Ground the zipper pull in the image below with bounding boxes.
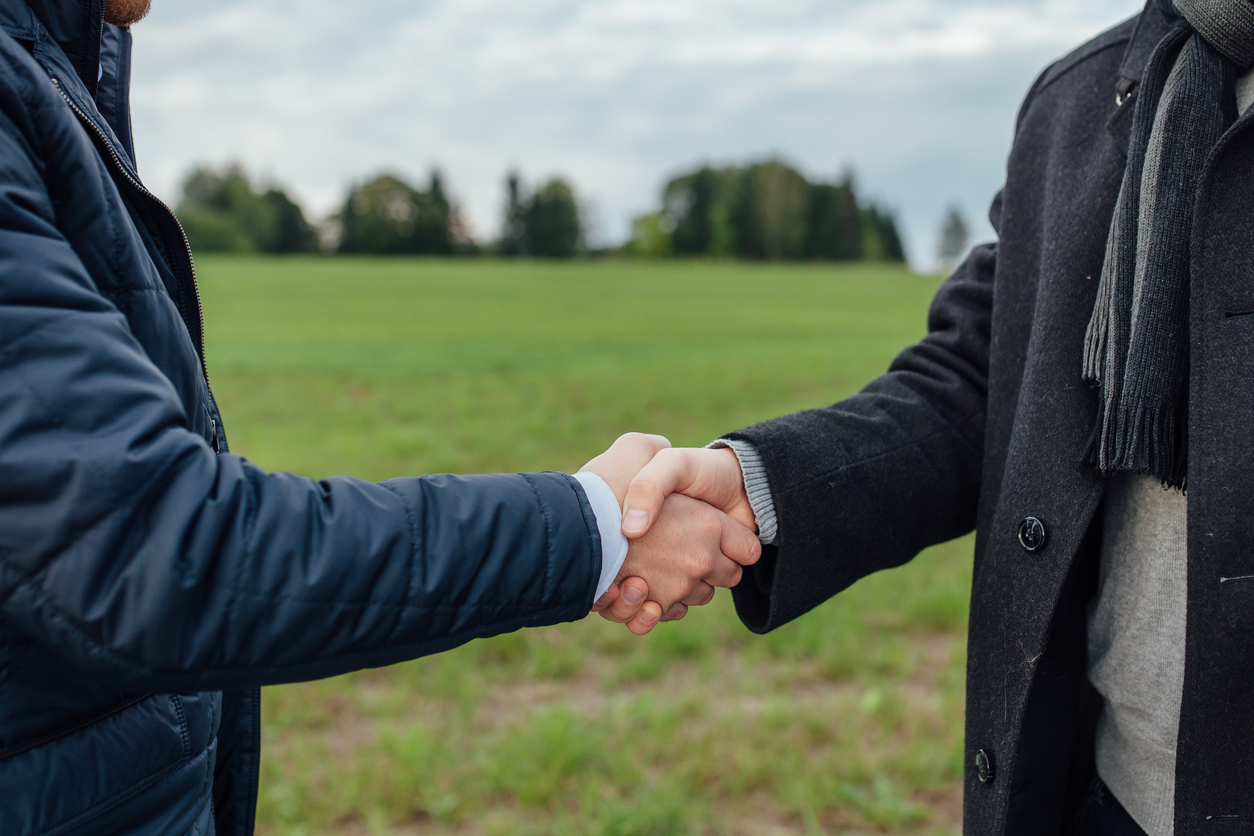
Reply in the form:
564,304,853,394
210,417,220,453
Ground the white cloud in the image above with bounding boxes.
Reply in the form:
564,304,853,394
131,0,1144,264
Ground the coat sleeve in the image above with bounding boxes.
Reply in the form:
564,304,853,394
728,239,996,633
0,82,600,694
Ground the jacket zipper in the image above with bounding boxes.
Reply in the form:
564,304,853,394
51,77,219,452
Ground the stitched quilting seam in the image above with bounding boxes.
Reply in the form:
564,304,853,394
378,480,420,644
520,474,555,605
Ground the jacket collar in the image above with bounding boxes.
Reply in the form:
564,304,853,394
1107,0,1254,154
0,0,104,97
1108,1,1179,155
0,0,137,171
1118,0,1178,85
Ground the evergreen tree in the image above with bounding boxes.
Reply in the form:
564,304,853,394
262,189,319,253
663,166,740,257
524,179,582,258
498,171,528,256
937,205,970,269
731,160,808,260
803,180,861,260
668,167,717,255
860,205,907,262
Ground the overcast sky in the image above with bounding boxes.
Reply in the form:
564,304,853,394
130,0,1145,267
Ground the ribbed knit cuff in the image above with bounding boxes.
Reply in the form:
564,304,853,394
707,439,778,545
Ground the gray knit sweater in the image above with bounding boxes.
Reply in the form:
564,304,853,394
1088,474,1187,835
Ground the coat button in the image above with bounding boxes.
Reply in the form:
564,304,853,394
1018,517,1046,552
975,749,994,784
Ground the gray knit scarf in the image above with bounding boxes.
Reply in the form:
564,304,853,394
1082,0,1254,489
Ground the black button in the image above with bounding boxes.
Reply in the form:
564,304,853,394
975,749,994,784
1018,517,1046,552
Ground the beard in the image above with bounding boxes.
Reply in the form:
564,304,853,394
103,0,152,26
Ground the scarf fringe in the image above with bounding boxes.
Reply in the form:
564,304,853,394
1080,25,1222,493
1083,191,1124,385
1083,398,1188,490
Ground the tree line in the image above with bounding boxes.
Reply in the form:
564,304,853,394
177,165,320,254
174,160,905,262
627,160,904,262
175,164,582,258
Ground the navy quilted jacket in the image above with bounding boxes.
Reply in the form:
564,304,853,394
0,2,603,834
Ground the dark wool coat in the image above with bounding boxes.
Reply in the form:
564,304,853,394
0,2,602,834
728,4,1254,834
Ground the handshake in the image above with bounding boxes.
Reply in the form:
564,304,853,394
578,433,761,636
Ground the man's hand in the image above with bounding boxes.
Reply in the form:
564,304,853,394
599,493,760,635
579,432,672,505
580,432,670,616
621,446,754,538
579,435,760,633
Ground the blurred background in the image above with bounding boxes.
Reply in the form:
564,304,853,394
134,0,1142,271
137,2,1144,833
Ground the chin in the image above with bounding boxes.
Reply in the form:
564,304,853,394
103,0,152,27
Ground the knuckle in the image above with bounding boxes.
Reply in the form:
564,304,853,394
622,578,648,597
698,553,718,577
633,476,660,495
729,534,757,564
655,448,683,472
692,559,722,586
629,480,664,507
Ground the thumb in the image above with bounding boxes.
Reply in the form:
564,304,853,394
620,448,700,539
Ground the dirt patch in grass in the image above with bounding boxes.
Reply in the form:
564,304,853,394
261,629,966,835
915,782,964,830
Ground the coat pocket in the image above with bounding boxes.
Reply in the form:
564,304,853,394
0,692,216,836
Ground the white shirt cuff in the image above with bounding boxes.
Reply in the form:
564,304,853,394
572,471,630,601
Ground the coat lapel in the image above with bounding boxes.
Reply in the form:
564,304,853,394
1108,1,1177,155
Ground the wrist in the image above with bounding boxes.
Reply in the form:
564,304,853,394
707,438,774,541
571,471,630,601
713,446,754,529
577,462,631,507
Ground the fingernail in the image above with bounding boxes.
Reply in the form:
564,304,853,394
638,607,659,625
595,591,614,606
623,585,644,606
622,509,648,533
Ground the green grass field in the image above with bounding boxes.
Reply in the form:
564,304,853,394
198,256,973,836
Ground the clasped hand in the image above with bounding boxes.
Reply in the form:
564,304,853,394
578,433,758,635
